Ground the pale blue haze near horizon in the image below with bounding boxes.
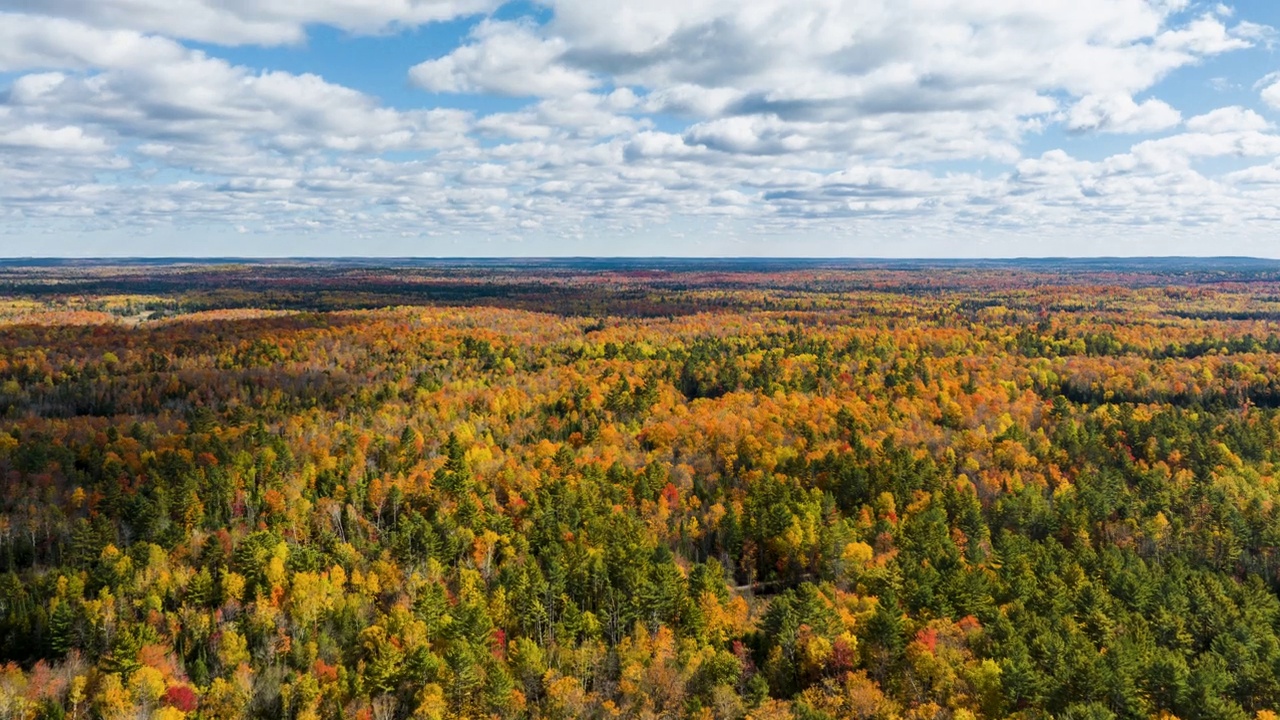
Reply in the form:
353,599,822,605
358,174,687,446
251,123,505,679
2,0,1280,257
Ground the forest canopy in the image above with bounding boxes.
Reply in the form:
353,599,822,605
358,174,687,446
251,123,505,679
0,260,1279,720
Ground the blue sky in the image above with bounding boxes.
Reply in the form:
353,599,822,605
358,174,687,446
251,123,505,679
1,0,1279,257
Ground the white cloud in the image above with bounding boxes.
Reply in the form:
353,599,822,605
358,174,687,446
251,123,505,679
0,0,499,46
1065,94,1182,134
537,0,1253,101
0,14,490,234
1130,130,1280,162
0,13,185,71
1154,13,1255,54
684,116,816,155
1224,162,1280,185
411,0,1257,163
475,93,648,142
411,21,598,98
2,1,1280,254
0,19,474,160
1259,73,1280,111
1186,106,1270,133
0,123,110,152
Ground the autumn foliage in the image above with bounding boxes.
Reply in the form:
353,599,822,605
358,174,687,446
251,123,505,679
0,261,1278,719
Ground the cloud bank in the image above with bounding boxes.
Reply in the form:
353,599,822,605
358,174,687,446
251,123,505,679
1,0,1279,255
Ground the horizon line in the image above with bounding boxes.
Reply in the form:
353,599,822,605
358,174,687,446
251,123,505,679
4,255,1280,263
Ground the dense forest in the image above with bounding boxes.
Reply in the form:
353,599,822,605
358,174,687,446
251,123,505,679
1,260,1280,720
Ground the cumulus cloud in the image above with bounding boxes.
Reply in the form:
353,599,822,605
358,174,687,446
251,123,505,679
0,18,474,159
0,123,110,152
1065,94,1182,134
412,0,1259,161
0,14,488,235
1259,73,1280,111
2,1,1280,254
538,0,1256,102
410,21,597,98
1186,106,1270,133
0,0,498,46
0,13,185,71
1224,162,1280,186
